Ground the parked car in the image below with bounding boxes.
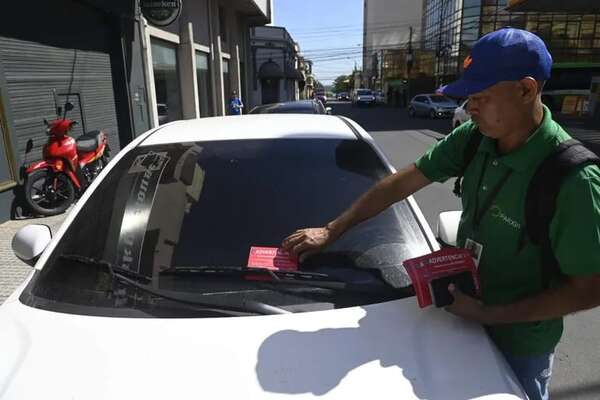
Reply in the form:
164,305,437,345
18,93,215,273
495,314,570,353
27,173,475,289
408,94,458,118
4,115,525,399
453,99,470,129
314,91,327,105
249,100,331,115
374,90,386,104
336,92,350,101
351,88,376,106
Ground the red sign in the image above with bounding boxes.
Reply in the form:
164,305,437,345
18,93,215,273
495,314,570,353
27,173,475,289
247,247,298,271
403,248,480,308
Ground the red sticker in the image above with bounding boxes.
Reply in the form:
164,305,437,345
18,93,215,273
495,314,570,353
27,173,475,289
247,247,298,271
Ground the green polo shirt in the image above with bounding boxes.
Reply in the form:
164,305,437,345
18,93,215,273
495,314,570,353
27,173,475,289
415,106,600,356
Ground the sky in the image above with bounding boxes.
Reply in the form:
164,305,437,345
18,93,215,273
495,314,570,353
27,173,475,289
273,0,364,86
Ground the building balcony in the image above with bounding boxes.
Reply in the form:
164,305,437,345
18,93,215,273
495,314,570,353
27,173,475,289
234,0,272,25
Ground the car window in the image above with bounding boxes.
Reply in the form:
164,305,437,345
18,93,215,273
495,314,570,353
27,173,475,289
430,95,453,103
357,90,372,96
24,139,431,317
414,96,425,103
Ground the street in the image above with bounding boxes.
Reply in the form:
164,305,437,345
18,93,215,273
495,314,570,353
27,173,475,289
333,100,600,400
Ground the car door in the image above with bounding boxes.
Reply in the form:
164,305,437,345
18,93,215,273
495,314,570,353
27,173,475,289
414,96,426,115
422,96,433,115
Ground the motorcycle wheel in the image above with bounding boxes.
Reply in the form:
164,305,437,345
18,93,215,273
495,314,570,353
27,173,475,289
25,169,75,216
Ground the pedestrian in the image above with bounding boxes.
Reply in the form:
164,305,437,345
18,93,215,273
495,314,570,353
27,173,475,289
282,27,600,400
229,90,244,115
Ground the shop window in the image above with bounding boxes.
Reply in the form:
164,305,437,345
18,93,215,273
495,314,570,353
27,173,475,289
151,39,182,125
222,59,231,113
552,21,566,39
195,52,213,117
219,6,227,43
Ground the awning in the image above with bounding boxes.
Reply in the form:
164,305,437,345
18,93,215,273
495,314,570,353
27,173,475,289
507,0,600,12
258,61,284,79
387,79,407,88
285,66,304,80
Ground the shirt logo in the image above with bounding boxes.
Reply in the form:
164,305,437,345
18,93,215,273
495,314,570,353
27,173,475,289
490,205,521,230
463,55,473,70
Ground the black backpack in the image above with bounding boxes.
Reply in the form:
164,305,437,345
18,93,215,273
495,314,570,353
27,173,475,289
454,132,600,285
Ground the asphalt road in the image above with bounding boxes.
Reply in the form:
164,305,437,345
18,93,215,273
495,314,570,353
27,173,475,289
331,100,600,400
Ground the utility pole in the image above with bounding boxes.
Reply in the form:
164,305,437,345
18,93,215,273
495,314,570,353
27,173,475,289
380,48,384,93
436,0,446,88
407,26,413,103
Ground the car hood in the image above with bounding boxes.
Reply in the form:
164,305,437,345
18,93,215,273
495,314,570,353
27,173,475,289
0,297,524,399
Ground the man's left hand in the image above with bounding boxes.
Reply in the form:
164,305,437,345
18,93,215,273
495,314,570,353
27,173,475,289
445,284,490,324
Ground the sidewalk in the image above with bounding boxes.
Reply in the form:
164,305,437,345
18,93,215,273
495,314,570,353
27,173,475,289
0,212,68,303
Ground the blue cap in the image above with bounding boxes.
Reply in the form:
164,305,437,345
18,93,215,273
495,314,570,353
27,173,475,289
441,27,552,97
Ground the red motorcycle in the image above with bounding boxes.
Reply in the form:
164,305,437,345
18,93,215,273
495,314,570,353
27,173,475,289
23,102,110,216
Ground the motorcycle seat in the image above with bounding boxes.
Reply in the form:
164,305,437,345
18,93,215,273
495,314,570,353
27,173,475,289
76,131,102,153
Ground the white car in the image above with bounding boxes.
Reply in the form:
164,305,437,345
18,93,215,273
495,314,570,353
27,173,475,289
351,89,376,106
2,115,525,399
453,99,471,129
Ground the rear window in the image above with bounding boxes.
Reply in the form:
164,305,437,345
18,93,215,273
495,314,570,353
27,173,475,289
253,106,315,114
25,139,431,317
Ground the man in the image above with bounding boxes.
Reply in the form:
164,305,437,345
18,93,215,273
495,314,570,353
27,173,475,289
282,28,600,400
229,90,244,115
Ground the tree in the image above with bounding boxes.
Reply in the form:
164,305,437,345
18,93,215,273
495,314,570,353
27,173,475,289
332,74,351,93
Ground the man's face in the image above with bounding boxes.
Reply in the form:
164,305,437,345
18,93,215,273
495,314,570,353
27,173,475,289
466,81,524,139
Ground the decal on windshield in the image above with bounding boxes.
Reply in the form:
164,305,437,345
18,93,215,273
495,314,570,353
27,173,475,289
116,151,171,275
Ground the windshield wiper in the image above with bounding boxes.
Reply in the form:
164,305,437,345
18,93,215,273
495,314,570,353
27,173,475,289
161,266,397,294
60,254,150,281
59,254,289,315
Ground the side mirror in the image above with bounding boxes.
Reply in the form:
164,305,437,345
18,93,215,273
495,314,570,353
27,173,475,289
64,102,74,112
325,107,332,115
437,211,462,247
12,224,52,266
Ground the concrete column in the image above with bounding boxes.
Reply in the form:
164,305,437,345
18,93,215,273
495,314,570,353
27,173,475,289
230,18,242,101
178,22,200,119
140,17,160,128
207,0,225,116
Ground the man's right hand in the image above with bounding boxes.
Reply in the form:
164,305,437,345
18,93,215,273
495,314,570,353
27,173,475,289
281,226,336,259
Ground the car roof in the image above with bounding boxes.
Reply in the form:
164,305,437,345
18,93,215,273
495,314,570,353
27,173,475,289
141,114,357,146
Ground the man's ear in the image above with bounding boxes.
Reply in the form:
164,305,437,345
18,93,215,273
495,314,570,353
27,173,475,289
519,77,539,103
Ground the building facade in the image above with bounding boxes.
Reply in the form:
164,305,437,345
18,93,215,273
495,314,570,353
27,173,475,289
297,56,314,100
363,0,425,103
421,0,600,113
0,0,271,223
249,26,303,107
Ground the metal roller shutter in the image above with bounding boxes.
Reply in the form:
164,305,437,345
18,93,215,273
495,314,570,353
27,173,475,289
0,36,120,163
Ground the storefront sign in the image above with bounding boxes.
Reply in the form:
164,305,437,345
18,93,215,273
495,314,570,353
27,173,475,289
141,0,181,27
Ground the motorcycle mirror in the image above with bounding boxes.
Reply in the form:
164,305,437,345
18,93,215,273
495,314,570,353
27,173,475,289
64,102,74,112
56,106,62,116
25,139,34,154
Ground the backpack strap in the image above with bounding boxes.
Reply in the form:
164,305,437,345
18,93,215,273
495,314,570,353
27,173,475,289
525,139,600,285
453,130,483,197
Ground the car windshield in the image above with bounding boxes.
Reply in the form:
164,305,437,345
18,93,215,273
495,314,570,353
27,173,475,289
24,139,431,317
429,96,453,103
357,90,372,96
